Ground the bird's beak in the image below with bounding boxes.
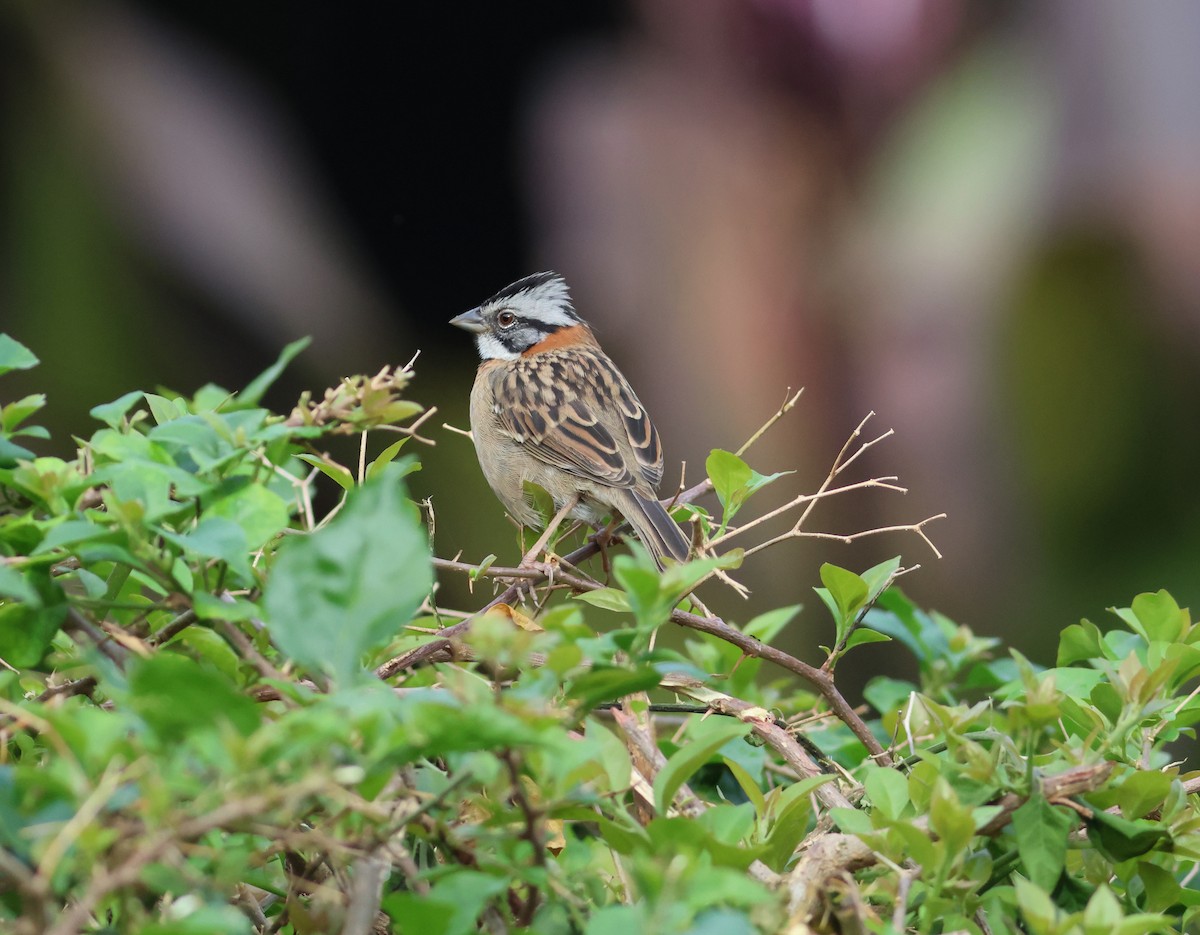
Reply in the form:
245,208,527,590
450,307,487,334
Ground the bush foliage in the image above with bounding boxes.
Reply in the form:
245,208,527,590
1,333,1198,935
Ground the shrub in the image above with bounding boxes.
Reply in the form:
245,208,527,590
1,334,1197,935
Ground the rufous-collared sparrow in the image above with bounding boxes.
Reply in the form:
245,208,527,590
451,271,690,568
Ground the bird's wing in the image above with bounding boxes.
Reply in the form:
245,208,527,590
491,349,664,491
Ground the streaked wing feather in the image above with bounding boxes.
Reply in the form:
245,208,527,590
615,378,664,488
491,350,663,490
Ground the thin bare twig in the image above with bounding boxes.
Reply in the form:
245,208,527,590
736,387,805,457
709,477,907,550
63,608,129,668
148,609,198,647
218,620,286,683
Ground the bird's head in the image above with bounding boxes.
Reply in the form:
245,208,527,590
451,272,584,360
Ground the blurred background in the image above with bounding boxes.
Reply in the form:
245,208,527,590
3,0,1199,675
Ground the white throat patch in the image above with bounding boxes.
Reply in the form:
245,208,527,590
476,333,520,361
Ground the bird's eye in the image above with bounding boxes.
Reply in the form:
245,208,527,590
496,311,517,329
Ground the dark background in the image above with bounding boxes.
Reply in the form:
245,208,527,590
4,0,1200,680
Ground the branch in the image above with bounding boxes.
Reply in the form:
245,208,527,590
374,480,714,680
383,404,936,760
147,609,197,647
63,608,130,668
341,854,390,935
383,554,890,763
660,674,854,813
710,411,944,561
33,676,98,706
736,386,804,457
784,761,1116,926
608,702,705,819
666,608,889,764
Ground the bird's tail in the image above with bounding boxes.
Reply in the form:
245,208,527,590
623,491,691,569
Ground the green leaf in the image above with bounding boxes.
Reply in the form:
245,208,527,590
0,565,39,604
521,480,555,526
743,467,791,498
646,815,766,871
683,909,757,935
1012,794,1072,890
1058,619,1107,665
2,394,45,433
863,766,910,820
0,436,34,465
192,592,261,623
376,399,425,425
573,587,632,613
585,905,646,935
205,481,290,549
659,550,744,598
1129,590,1186,643
1014,874,1060,932
844,628,892,651
762,791,814,871
742,604,801,644
174,626,244,681
772,774,837,819
863,675,915,718
929,780,975,854
817,563,869,641
137,905,252,935
159,517,252,582
704,449,790,523
828,807,872,835
0,570,66,667
722,756,766,819
654,720,750,815
380,894,454,935
1082,884,1122,931
885,817,940,870
566,666,661,713
295,453,355,492
383,871,507,935
239,336,311,406
89,390,148,428
263,466,432,684
10,425,48,441
31,519,116,556
1117,771,1173,820
706,449,752,517
145,393,188,424
860,557,902,603
0,335,38,375
1086,808,1172,862
613,555,671,630
1137,861,1183,913
595,816,650,856
365,437,409,480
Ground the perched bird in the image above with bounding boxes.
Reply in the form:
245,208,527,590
451,271,690,568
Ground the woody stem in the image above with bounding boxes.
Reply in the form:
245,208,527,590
519,495,579,567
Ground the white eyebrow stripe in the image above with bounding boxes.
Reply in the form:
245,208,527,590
494,276,578,329
515,302,576,328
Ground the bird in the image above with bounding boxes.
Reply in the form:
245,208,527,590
451,271,690,569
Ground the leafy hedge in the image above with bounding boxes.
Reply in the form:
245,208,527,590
1,333,1198,935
